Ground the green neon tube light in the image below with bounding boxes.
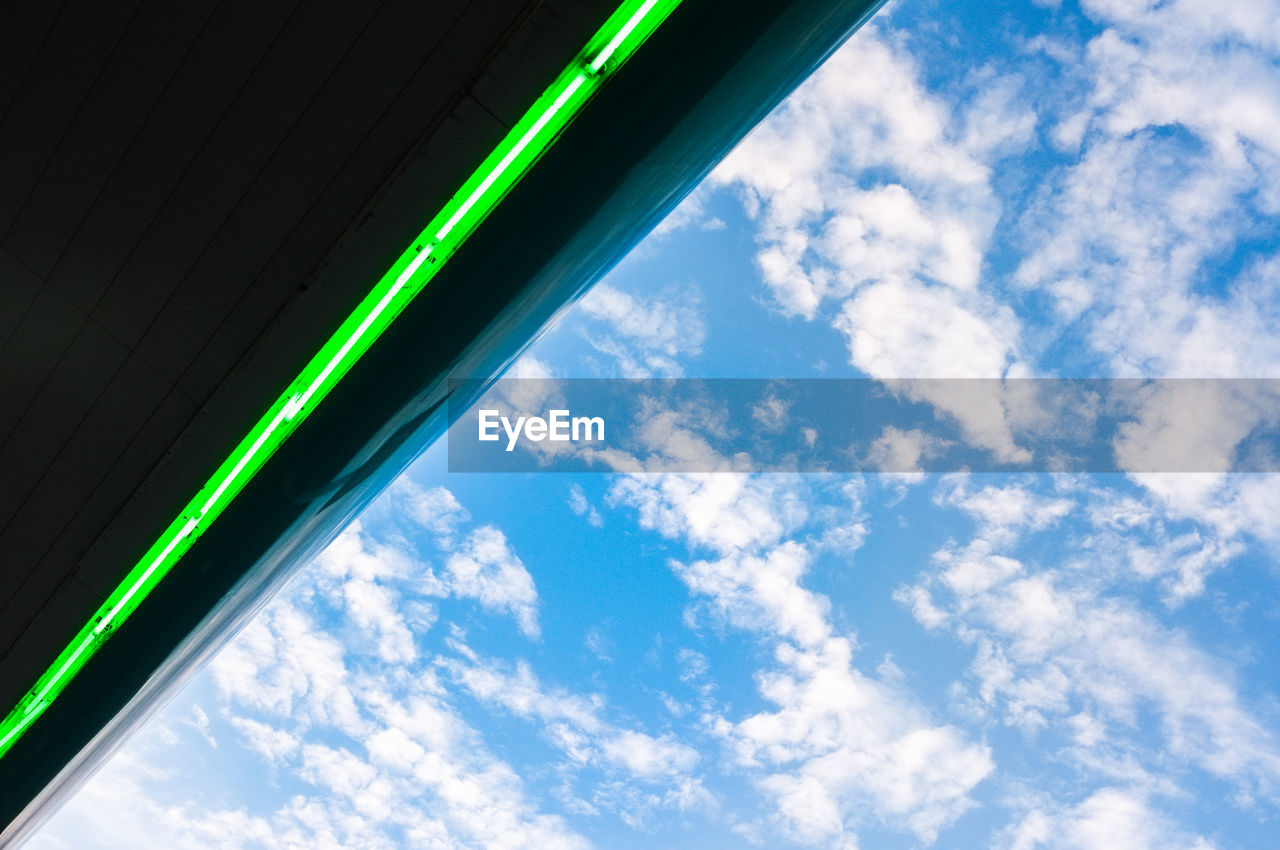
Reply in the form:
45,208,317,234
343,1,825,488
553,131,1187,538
0,0,682,761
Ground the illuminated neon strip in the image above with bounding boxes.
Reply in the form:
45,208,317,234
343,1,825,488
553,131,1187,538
0,0,682,761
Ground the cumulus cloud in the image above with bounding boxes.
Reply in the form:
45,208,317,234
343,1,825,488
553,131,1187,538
567,483,604,527
393,480,471,542
611,472,993,846
711,24,1038,475
1013,0,1280,379
128,506,573,848
39,604,588,850
1111,381,1280,475
1001,787,1217,850
317,522,418,664
939,480,1074,546
646,184,728,240
228,715,300,765
575,282,705,377
900,486,1280,803
358,683,591,850
353,485,547,638
712,24,1020,359
444,526,541,639
211,604,365,737
833,282,1018,379
610,473,810,554
443,652,702,786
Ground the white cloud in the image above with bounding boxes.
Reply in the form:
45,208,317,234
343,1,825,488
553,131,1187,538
611,472,993,845
211,604,365,737
317,523,418,664
646,184,726,239
712,25,1019,371
228,714,300,765
358,681,592,850
940,480,1074,545
835,279,1017,377
678,543,831,647
712,24,1039,475
1013,0,1280,379
1071,469,1280,603
600,730,699,780
1112,381,1280,475
734,636,995,846
866,426,937,477
1002,787,1216,850
316,518,415,583
609,473,810,555
575,282,705,377
443,653,701,784
392,480,471,542
444,526,541,638
567,484,604,527
902,531,1280,800
28,676,591,850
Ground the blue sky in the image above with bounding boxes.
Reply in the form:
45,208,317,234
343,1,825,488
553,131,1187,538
24,0,1280,847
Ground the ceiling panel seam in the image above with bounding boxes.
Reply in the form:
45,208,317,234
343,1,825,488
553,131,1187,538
0,0,146,245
